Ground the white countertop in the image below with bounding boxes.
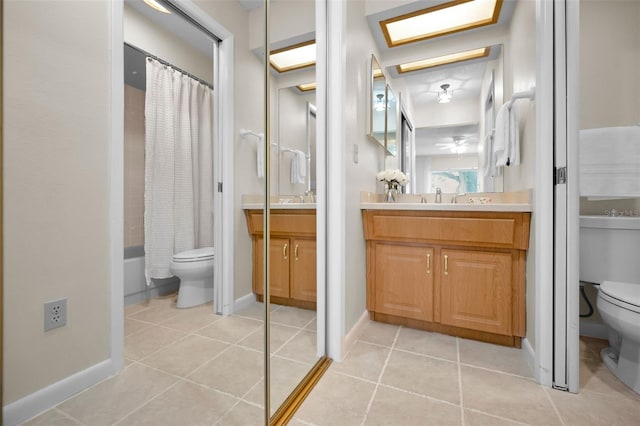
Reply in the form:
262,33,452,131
360,202,532,212
242,203,317,210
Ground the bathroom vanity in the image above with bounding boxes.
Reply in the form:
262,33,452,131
244,205,316,310
361,202,531,347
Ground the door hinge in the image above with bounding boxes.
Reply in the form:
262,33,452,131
554,167,567,185
217,182,223,192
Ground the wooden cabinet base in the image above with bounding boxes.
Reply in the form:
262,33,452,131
371,311,522,348
255,294,316,311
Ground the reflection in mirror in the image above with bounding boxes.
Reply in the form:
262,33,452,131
369,54,386,148
385,84,397,156
389,44,504,193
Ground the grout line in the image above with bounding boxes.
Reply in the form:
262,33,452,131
52,407,87,426
112,379,184,426
359,326,402,426
463,408,531,426
376,382,460,408
456,338,465,426
542,385,567,426
458,362,536,381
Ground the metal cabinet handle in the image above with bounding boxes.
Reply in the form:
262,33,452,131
283,243,288,260
295,244,299,260
426,253,431,274
444,255,448,275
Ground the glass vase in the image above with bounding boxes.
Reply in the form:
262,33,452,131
383,181,399,203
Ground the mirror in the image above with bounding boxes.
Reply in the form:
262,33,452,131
277,86,316,195
369,54,386,148
385,83,398,157
387,43,505,193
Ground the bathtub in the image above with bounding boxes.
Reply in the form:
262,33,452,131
124,246,180,306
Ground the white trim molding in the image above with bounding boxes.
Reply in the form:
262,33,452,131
341,310,369,360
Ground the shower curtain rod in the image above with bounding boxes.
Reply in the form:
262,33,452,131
125,42,214,90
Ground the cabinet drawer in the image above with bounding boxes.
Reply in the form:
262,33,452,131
369,215,517,248
246,210,316,236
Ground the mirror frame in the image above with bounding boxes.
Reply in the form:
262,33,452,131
385,83,398,157
368,54,386,149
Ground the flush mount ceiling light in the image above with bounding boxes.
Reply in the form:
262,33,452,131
270,40,316,73
144,0,171,14
375,93,386,111
296,82,317,92
380,0,502,48
437,84,452,103
396,47,489,74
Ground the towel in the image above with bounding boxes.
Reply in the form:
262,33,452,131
579,126,640,197
493,102,520,167
290,150,306,184
256,135,264,179
483,130,501,177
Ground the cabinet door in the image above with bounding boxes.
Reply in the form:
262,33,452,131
440,249,512,335
291,239,316,303
255,237,290,299
374,243,434,321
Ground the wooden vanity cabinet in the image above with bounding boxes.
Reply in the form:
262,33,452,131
245,209,316,309
363,209,530,347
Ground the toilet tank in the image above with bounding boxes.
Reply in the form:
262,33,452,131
580,215,640,284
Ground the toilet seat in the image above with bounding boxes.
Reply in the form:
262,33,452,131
599,281,640,314
172,247,215,263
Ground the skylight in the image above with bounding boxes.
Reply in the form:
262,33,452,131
270,41,316,73
396,47,489,74
380,0,502,48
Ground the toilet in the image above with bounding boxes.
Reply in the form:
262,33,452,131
580,215,640,393
170,246,215,308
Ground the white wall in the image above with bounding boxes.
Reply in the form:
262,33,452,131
124,5,213,82
344,0,387,334
3,0,111,404
412,97,480,129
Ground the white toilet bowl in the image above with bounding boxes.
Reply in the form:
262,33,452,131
170,247,214,308
596,281,640,393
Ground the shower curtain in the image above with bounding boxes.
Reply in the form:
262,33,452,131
144,58,214,284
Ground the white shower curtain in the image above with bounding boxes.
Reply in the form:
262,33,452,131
144,58,214,284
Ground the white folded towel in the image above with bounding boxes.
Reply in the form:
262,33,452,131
483,130,501,177
493,103,520,167
579,126,640,197
256,136,264,179
290,150,306,184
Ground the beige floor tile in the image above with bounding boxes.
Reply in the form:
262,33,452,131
188,346,263,397
196,316,262,344
365,386,461,425
157,303,221,333
233,301,271,322
125,318,152,337
358,320,399,347
580,356,640,399
274,330,319,364
140,334,229,377
124,357,136,367
394,327,458,361
295,371,375,426
124,325,186,361
270,305,316,328
463,409,528,426
332,341,389,382
124,302,149,317
23,408,82,426
550,387,640,426
461,365,561,425
381,350,460,404
128,304,179,324
304,317,317,331
57,363,177,426
458,338,532,378
217,401,265,426
237,323,299,353
117,380,237,426
244,356,313,413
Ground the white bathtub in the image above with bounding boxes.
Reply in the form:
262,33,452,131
124,246,179,305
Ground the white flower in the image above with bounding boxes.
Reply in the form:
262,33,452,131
377,169,409,185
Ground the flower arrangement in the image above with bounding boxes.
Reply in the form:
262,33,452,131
376,169,409,187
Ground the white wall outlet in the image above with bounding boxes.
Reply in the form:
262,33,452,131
44,298,67,331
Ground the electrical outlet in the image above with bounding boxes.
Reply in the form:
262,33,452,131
44,298,67,331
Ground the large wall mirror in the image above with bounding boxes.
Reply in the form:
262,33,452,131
369,54,386,149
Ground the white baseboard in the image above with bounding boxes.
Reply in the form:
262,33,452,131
3,359,115,426
233,292,255,314
522,337,537,382
339,310,369,362
579,320,609,340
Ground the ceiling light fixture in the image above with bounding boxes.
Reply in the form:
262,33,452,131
270,40,316,73
144,0,171,14
396,47,489,74
380,0,502,48
437,84,452,104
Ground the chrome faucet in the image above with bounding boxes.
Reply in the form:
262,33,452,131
452,193,467,203
435,188,442,203
304,190,315,203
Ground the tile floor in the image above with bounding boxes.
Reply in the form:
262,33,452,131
24,295,640,426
